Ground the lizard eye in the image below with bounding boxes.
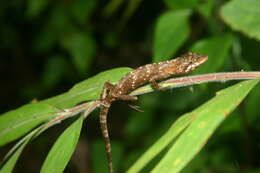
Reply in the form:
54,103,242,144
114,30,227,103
186,61,193,66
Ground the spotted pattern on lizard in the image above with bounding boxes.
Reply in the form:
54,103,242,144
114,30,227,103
99,52,208,173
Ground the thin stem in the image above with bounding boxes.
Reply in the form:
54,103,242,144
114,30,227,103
1,101,100,163
130,71,260,96
2,71,259,166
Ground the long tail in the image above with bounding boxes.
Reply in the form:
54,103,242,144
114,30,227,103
100,103,113,173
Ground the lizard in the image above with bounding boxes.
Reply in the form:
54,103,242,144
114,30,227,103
99,52,208,173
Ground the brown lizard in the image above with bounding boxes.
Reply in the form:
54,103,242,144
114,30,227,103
99,52,208,173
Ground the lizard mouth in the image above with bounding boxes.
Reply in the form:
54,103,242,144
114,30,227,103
199,55,208,64
184,54,208,73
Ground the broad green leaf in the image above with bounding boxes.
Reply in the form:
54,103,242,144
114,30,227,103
190,33,234,73
0,103,59,146
43,67,132,108
0,67,131,146
127,113,194,173
40,115,83,173
1,101,95,171
0,127,40,173
0,140,30,173
152,79,259,173
164,0,199,9
220,0,260,41
244,84,260,126
215,110,241,135
196,0,215,19
61,32,96,74
153,9,191,61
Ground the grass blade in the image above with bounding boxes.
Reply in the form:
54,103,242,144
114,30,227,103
40,115,84,173
152,79,259,173
127,113,195,173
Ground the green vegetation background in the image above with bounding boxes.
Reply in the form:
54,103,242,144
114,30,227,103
1,0,260,172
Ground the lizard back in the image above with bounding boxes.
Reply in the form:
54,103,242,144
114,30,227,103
113,52,208,95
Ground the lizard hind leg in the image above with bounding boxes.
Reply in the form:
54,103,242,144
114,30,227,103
101,82,116,100
115,94,138,101
150,79,162,91
128,104,144,112
113,94,143,111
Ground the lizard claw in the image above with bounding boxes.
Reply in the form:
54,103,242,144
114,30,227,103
128,104,144,112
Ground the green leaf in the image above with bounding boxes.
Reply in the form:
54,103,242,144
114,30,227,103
0,103,59,146
244,84,260,126
0,67,131,146
0,139,30,173
196,0,215,19
43,67,132,108
152,79,259,173
61,32,96,75
190,33,234,73
153,9,191,61
127,112,194,173
220,0,260,41
40,116,84,173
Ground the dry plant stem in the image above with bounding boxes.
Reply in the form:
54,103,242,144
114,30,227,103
37,71,259,141
2,101,99,163
130,71,260,96
164,71,260,85
38,100,100,137
29,72,259,132
2,70,259,170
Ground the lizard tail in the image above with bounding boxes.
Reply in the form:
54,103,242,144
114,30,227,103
100,104,113,173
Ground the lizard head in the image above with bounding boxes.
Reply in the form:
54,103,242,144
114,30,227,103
162,52,208,75
177,52,208,73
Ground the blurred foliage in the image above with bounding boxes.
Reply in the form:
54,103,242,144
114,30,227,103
1,0,260,173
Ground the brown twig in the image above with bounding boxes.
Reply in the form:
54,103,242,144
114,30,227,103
130,71,260,96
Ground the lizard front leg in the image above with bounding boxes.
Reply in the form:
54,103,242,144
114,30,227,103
101,82,115,100
149,78,162,91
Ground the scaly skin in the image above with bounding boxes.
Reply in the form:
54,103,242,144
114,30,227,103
99,52,208,173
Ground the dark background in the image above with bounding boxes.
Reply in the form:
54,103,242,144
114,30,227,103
1,0,260,172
